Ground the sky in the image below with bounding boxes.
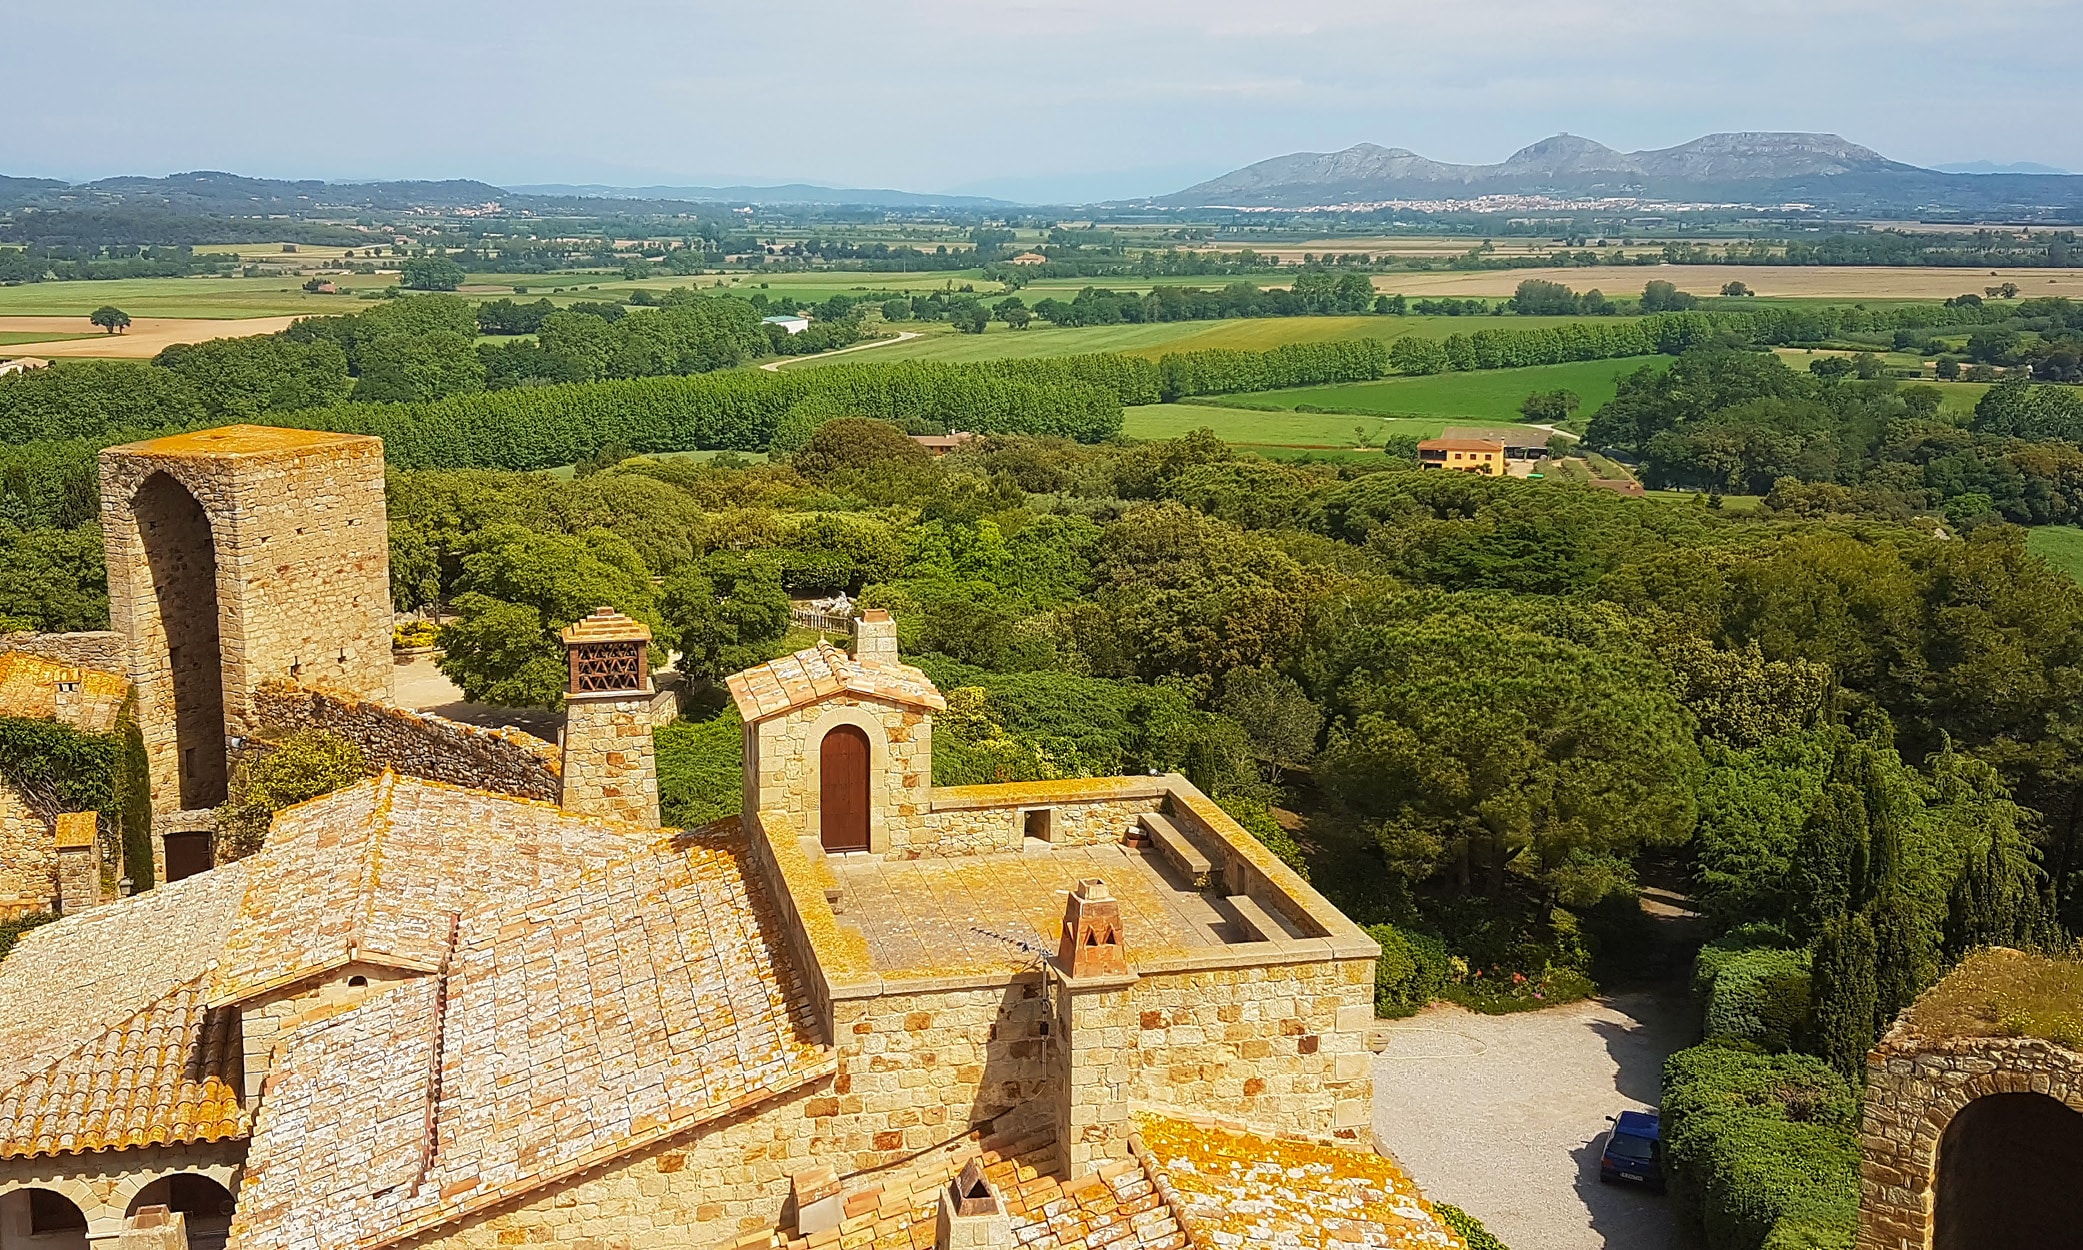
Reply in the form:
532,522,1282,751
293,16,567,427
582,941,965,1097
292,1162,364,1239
2,0,2075,201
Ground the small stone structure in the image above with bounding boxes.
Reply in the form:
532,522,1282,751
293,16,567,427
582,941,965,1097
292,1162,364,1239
52,813,100,916
100,425,394,829
1857,948,2083,1250
557,607,660,826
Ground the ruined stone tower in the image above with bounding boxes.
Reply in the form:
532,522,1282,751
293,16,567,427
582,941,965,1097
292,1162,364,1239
99,426,394,851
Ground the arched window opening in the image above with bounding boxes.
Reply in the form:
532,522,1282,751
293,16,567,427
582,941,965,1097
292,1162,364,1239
1936,1092,2083,1250
819,725,871,853
0,1187,90,1250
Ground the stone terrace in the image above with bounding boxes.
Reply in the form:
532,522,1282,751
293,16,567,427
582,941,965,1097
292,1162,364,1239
830,843,1259,981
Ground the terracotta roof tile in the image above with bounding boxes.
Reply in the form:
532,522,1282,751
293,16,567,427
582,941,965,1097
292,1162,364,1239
0,976,246,1158
1132,1113,1465,1249
231,826,830,1250
208,773,646,1006
0,861,252,1096
727,641,946,723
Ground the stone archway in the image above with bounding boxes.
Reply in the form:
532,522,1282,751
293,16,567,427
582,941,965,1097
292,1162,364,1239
131,472,227,811
1935,1092,2083,1250
0,1185,90,1250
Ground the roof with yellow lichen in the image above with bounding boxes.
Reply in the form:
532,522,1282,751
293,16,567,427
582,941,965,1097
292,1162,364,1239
207,772,644,1006
0,976,245,1158
1133,1112,1465,1249
727,639,946,722
231,817,828,1250
0,771,828,1250
761,1111,1462,1250
103,423,379,459
0,651,128,734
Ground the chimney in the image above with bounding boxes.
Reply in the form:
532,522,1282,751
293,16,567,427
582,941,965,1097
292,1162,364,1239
790,1165,843,1238
114,1205,188,1250
1056,878,1127,979
53,812,101,915
558,608,660,827
935,1158,1012,1250
854,608,898,664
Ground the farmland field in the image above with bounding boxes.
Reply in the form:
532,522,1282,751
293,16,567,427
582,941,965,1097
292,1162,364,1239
0,277,373,319
2028,526,2083,584
0,315,301,358
788,314,1646,367
1359,264,2083,301
1121,402,1453,446
1201,357,1670,423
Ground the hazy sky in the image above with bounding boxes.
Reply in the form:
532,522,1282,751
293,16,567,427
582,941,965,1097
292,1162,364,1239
3,0,2073,199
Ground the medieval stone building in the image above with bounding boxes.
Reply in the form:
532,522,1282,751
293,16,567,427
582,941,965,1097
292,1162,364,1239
0,425,1461,1250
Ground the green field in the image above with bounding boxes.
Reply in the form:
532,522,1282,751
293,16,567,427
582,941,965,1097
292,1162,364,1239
2028,526,2083,583
1121,403,1453,447
0,331,94,345
790,314,1649,368
1201,357,1669,423
0,277,374,319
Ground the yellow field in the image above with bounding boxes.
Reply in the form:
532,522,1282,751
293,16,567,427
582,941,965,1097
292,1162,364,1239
1365,265,2083,300
0,315,299,359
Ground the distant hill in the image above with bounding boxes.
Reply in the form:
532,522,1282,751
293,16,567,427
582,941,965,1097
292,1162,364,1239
509,182,1017,209
1933,160,2071,176
1162,132,2083,217
0,171,510,215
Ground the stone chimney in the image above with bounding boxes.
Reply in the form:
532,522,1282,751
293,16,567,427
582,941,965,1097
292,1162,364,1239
935,1158,1012,1250
558,608,659,827
854,608,898,664
53,811,101,915
114,1205,187,1250
1056,878,1127,979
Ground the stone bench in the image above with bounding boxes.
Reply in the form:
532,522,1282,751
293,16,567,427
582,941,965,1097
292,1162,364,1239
1223,892,1300,945
1138,812,1221,892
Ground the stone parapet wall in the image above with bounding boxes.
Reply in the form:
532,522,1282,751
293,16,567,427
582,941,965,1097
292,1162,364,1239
253,682,560,802
0,631,123,673
1856,1031,2083,1250
906,785,1167,859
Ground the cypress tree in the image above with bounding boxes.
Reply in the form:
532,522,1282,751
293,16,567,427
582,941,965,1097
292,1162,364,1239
1812,910,1880,1079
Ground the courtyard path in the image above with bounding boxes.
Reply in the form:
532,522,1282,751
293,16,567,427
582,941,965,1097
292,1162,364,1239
1372,992,1698,1250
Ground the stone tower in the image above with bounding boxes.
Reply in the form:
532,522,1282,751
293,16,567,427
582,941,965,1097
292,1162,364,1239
100,426,394,836
558,608,660,827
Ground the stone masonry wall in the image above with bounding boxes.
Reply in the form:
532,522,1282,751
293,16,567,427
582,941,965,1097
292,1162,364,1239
819,979,1057,1173
0,631,123,673
101,429,394,816
252,681,560,802
394,1081,836,1250
561,692,660,826
0,784,52,916
1856,1033,2083,1250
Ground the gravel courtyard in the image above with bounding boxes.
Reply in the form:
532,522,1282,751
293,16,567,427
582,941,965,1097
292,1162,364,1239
1371,992,1698,1250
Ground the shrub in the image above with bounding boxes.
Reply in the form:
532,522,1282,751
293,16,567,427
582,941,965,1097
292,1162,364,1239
215,729,369,859
656,710,745,827
1661,1045,1860,1250
1217,794,1308,878
0,911,54,962
1367,923,1450,1016
1433,1203,1510,1250
1695,933,1814,1052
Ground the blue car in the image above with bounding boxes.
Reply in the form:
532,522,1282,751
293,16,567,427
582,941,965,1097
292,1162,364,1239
1599,1110,1664,1191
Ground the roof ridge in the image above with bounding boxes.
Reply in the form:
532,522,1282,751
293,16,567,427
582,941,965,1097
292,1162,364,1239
349,771,403,964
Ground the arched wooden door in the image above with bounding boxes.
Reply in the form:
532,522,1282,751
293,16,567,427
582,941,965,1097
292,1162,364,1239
819,726,871,853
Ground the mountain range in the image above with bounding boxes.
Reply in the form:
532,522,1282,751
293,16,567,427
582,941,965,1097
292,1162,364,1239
1160,132,2083,216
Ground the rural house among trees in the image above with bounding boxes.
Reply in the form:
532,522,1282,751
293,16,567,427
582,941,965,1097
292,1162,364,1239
0,426,1462,1250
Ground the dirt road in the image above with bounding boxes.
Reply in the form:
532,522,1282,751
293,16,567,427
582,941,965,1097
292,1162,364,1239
0,315,301,359
1372,993,1698,1250
759,329,922,371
